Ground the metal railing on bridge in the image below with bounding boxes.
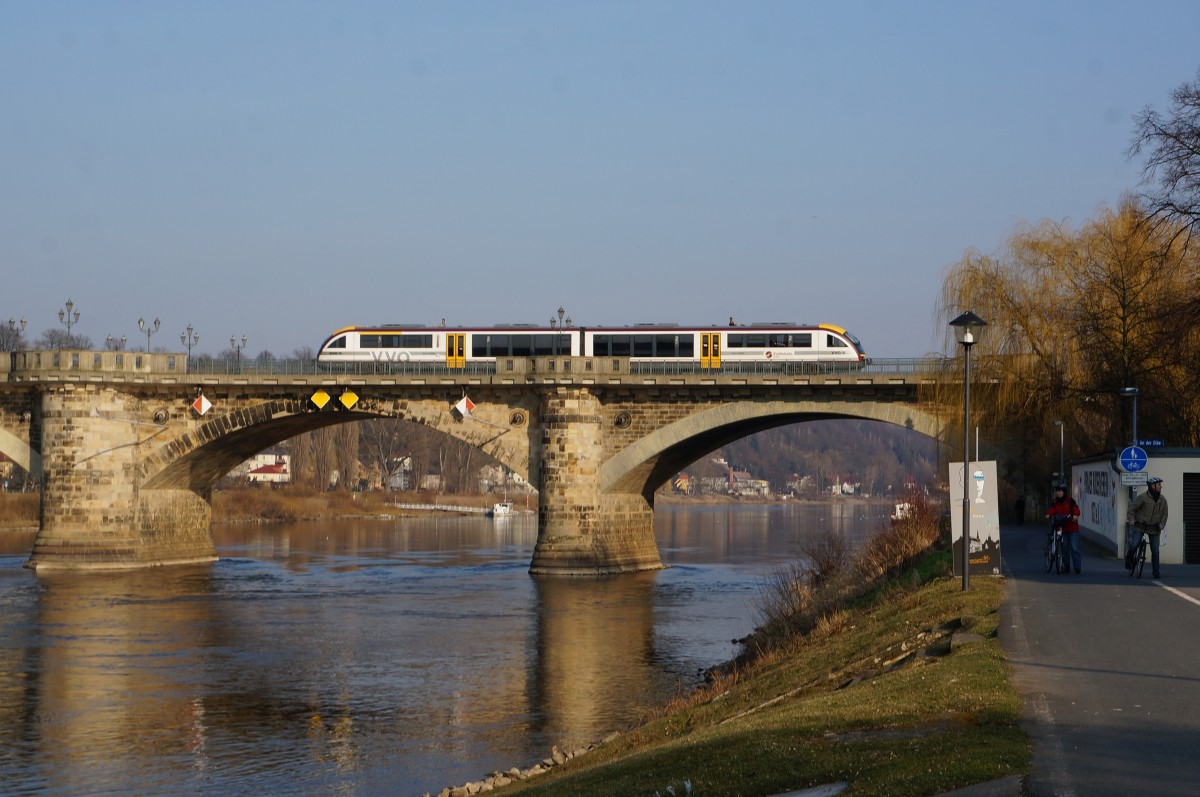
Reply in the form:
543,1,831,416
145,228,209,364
181,356,951,377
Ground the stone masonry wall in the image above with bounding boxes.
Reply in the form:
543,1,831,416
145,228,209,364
530,387,661,575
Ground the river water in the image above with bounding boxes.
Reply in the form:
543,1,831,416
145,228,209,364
0,502,892,797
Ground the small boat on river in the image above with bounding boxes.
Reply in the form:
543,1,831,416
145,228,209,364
488,500,513,518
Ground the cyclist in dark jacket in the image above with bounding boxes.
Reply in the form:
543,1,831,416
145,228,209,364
1045,483,1082,574
1128,476,1168,579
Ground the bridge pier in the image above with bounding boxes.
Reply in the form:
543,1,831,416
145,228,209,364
25,385,217,571
530,387,662,575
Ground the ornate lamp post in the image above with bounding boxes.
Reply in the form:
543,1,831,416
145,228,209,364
231,335,247,369
105,335,127,351
949,310,987,591
58,299,80,346
138,317,161,352
180,324,199,358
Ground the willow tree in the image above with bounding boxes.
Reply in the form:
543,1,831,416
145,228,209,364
935,198,1200,496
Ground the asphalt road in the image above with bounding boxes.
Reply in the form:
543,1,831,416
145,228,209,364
999,523,1200,797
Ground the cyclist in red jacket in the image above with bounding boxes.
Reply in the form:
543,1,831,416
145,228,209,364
1045,483,1082,574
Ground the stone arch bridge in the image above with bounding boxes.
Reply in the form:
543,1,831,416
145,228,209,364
0,351,951,575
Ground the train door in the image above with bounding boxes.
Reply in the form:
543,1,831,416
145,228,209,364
700,333,721,369
445,333,465,369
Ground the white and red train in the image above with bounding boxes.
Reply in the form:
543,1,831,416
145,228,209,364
317,322,866,368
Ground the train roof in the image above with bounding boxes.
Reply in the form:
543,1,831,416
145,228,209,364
322,322,854,334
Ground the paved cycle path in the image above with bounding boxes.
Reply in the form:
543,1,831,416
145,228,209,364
998,523,1200,796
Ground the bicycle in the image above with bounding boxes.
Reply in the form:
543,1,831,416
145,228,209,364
1045,521,1067,574
1127,526,1149,579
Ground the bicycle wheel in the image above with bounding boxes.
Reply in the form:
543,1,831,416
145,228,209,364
1044,537,1055,572
1134,541,1146,579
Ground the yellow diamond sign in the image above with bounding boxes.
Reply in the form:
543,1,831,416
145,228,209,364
339,390,359,410
311,389,331,409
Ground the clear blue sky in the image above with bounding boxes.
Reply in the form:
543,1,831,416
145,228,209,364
3,2,1198,358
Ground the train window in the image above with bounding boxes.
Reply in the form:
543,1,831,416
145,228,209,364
745,334,767,348
610,336,631,356
727,334,744,348
769,334,789,348
533,335,556,355
633,335,653,357
795,333,812,348
327,335,347,349
490,334,510,355
678,336,694,357
591,335,609,356
826,335,847,348
654,335,676,356
511,335,534,356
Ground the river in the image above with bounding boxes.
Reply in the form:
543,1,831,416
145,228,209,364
0,501,893,797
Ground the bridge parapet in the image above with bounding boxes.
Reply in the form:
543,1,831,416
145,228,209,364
9,350,186,382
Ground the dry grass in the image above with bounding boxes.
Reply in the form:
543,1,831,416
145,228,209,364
740,494,946,664
0,493,39,528
211,486,502,523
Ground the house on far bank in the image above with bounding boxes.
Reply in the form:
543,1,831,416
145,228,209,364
230,448,291,485
247,459,289,485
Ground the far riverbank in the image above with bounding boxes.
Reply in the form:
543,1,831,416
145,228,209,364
0,488,902,530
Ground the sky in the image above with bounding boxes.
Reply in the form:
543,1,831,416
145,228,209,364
3,2,1199,360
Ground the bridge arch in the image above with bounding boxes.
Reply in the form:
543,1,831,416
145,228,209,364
602,399,945,499
140,396,533,492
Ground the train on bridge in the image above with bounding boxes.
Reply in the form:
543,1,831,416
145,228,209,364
317,322,866,369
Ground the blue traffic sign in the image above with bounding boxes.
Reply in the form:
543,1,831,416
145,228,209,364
1120,446,1148,473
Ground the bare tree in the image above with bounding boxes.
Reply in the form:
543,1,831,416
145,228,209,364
1130,68,1200,236
333,423,359,491
0,320,27,352
937,199,1200,495
359,418,411,490
36,329,93,350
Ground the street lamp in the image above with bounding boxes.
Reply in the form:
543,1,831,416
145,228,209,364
105,335,127,351
58,298,80,346
230,335,247,366
180,324,199,358
1051,420,1065,485
138,317,161,352
1119,387,1139,446
950,310,987,591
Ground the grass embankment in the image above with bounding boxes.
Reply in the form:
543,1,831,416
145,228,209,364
486,502,1029,797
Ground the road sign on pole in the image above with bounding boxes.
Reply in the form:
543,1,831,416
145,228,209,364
1119,446,1148,473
